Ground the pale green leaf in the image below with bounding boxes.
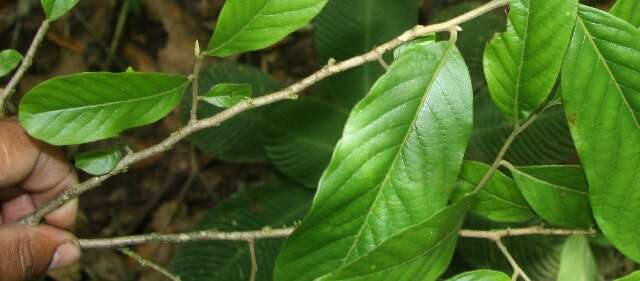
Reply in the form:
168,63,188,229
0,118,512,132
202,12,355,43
19,72,188,145
483,0,578,121
172,180,313,281
206,0,328,57
508,165,594,228
561,5,640,262
75,146,123,176
610,0,640,27
41,0,79,21
201,83,252,108
557,235,598,281
182,63,281,162
452,161,534,223
274,42,473,281
616,271,640,281
393,34,436,59
446,270,510,281
0,49,22,77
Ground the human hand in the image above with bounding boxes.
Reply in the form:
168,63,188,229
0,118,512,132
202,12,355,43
0,119,80,281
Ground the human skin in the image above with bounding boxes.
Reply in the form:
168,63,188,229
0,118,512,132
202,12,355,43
0,119,80,281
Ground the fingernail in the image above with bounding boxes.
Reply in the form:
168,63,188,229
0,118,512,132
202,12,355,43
48,242,81,271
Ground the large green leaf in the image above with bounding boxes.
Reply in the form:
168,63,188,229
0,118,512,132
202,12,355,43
452,161,534,223
465,89,576,165
206,0,328,57
19,72,188,145
610,0,640,28
0,49,22,77
561,5,640,262
446,270,510,281
182,63,281,162
314,0,417,108
616,271,640,281
41,0,79,21
483,0,578,121
261,97,348,188
274,42,473,281
509,165,594,228
172,180,313,281
557,235,597,281
316,197,472,281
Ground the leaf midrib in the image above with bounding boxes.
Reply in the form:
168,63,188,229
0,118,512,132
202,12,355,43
512,0,532,122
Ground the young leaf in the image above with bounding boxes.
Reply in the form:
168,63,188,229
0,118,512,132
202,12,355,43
274,42,473,281
41,0,80,21
201,83,252,108
561,5,640,262
452,161,534,223
0,49,23,77
182,63,281,162
557,235,597,281
206,0,328,57
483,0,578,121
75,146,123,176
610,0,640,27
616,271,640,281
316,197,472,281
172,180,313,281
508,165,594,228
446,270,511,281
19,72,188,145
261,97,348,188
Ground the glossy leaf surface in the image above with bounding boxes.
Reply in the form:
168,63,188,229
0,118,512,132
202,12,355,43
446,270,510,281
557,235,597,281
19,72,188,145
561,5,640,262
75,146,123,176
610,0,640,27
616,271,640,281
206,0,328,56
452,161,534,222
41,0,79,21
0,49,22,77
201,83,253,108
275,42,473,281
509,165,593,228
483,0,578,121
173,180,313,281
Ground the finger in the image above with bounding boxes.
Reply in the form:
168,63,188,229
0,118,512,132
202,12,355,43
0,224,80,281
31,171,79,229
0,119,41,188
1,194,36,223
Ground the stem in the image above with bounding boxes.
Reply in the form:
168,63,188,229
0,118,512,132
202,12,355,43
190,42,203,122
21,0,509,225
495,239,532,281
103,0,130,70
248,240,258,281
120,248,182,281
0,20,50,116
458,225,597,241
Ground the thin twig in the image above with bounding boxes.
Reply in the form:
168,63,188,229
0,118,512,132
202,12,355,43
0,20,50,116
190,41,203,122
495,239,532,281
119,248,182,281
77,225,595,249
21,0,509,225
103,0,130,70
248,240,258,281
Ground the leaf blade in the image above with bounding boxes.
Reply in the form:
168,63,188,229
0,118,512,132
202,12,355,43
446,270,511,281
75,146,123,176
610,0,640,28
0,49,22,77
41,0,79,21
557,235,598,281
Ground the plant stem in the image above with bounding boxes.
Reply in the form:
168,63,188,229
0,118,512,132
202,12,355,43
120,248,182,281
0,20,50,117
190,43,203,122
248,240,258,281
495,239,532,281
458,225,597,241
21,0,509,225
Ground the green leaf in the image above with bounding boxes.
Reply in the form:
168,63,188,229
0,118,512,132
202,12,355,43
201,83,253,108
557,235,598,281
452,161,534,223
508,165,594,228
274,42,473,281
182,63,281,162
316,197,472,281
260,97,348,188
393,34,436,59
172,180,313,281
446,270,511,281
483,0,578,121
206,0,328,57
314,0,418,108
616,271,640,281
19,72,188,145
74,146,123,176
0,49,23,77
41,0,79,21
610,0,640,27
561,5,640,262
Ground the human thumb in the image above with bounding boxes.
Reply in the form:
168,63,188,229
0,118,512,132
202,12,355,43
0,224,80,281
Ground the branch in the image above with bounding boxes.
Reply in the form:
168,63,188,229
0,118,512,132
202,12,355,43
495,239,532,281
0,20,50,117
77,225,595,249
20,0,509,225
120,248,182,281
